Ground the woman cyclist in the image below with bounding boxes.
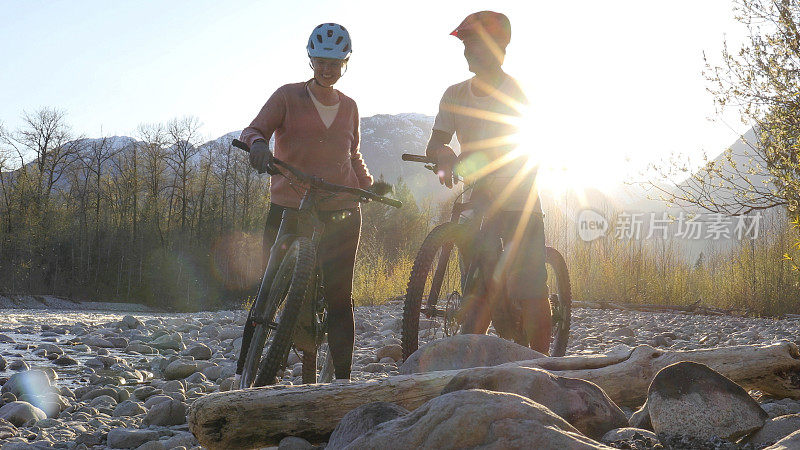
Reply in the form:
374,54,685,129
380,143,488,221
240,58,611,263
235,23,375,384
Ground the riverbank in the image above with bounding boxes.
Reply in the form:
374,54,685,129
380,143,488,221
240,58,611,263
0,295,157,313
0,302,798,448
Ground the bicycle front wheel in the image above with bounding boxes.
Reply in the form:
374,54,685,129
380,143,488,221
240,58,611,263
402,222,470,360
253,237,316,386
240,234,297,389
545,246,572,357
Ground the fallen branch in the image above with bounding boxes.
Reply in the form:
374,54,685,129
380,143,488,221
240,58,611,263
572,299,747,317
189,341,800,449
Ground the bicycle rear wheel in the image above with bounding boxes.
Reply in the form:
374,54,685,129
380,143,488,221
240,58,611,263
545,246,571,357
402,222,470,360
253,237,316,386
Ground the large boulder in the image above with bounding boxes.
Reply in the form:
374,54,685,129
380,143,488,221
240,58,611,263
0,401,47,426
647,361,768,440
766,429,800,450
442,366,627,439
343,389,611,449
744,414,800,446
328,402,410,449
399,334,544,375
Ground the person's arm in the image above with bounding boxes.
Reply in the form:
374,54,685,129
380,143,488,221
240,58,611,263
240,87,286,171
349,103,373,188
428,88,458,188
425,130,454,158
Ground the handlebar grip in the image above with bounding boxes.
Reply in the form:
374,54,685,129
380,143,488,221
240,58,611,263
402,154,432,163
232,139,250,152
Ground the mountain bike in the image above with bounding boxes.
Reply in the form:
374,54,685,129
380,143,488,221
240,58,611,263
400,154,571,359
232,139,402,387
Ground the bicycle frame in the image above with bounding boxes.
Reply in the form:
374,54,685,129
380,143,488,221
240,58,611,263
250,186,327,329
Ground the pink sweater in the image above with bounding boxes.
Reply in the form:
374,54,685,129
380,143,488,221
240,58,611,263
240,82,373,209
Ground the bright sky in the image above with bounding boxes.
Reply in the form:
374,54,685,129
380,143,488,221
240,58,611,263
1,0,748,186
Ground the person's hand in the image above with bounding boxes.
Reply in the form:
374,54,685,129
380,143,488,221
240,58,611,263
249,140,277,175
367,181,393,197
434,145,458,189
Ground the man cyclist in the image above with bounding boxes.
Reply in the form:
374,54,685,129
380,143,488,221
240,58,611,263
426,11,551,353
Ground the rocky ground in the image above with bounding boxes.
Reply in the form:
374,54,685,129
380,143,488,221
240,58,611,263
0,301,798,449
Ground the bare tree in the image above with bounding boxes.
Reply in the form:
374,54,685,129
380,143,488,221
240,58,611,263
0,108,81,210
650,0,800,216
165,116,202,233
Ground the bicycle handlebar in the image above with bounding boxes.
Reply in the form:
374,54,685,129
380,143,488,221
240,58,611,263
232,139,402,209
401,154,434,164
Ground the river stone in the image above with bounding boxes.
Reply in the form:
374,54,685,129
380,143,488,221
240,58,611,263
278,436,315,449
629,401,652,430
201,365,224,380
743,414,800,446
107,427,160,448
20,392,65,417
376,344,403,362
82,335,114,348
0,401,47,426
143,399,187,426
184,344,212,360
343,389,611,449
165,360,199,380
122,315,143,329
108,336,129,348
134,386,162,401
600,427,660,447
328,402,409,449
185,372,207,384
150,333,184,351
144,395,173,409
1,370,53,397
0,418,16,439
126,343,158,354
8,360,28,371
162,430,197,448
36,343,64,355
442,366,628,439
0,355,5,371
113,400,147,417
647,361,768,440
766,429,800,449
53,355,78,366
399,334,544,374
82,387,121,402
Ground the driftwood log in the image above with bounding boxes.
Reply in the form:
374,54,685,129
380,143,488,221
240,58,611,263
189,341,800,449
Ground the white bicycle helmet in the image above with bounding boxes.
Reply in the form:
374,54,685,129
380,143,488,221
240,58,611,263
307,23,352,60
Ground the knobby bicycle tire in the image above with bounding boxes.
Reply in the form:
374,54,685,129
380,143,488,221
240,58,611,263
298,263,326,384
254,237,316,386
402,222,469,360
546,246,572,357
240,234,297,388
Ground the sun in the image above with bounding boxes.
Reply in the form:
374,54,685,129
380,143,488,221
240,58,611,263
511,110,622,197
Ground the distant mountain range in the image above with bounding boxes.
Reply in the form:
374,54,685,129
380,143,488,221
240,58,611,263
7,114,782,260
